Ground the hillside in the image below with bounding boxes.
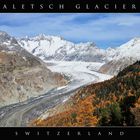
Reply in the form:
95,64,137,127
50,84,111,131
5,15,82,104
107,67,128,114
32,61,140,126
0,31,67,107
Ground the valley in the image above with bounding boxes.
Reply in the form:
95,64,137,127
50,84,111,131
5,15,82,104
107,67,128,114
0,61,111,126
0,31,140,127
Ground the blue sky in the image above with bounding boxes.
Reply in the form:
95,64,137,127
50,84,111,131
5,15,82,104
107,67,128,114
0,13,140,49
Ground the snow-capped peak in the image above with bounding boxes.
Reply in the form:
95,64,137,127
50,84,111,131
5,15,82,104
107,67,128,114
18,34,106,62
0,31,19,49
0,30,7,36
119,37,140,49
1,31,140,63
0,31,11,43
76,42,96,48
34,34,48,40
109,38,140,60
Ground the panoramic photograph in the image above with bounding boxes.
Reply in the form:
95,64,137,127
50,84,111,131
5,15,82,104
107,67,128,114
0,13,140,127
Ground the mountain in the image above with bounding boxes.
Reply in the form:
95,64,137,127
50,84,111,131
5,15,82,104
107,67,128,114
18,34,106,62
113,38,140,60
32,61,140,126
99,38,140,75
18,34,140,76
0,31,67,107
1,31,140,106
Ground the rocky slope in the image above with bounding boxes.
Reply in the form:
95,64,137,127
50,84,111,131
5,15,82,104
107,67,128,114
0,31,67,107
